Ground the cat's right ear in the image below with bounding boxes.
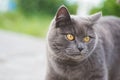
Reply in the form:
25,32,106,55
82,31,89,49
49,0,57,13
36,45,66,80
89,12,102,23
55,5,71,27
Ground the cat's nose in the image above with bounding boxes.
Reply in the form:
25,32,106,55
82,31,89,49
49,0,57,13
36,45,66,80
77,43,84,52
78,47,84,52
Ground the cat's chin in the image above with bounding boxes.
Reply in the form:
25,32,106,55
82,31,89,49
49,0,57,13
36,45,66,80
68,55,86,61
65,53,88,61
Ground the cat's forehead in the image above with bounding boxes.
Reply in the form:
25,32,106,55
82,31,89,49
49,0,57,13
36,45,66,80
71,16,91,27
70,16,92,34
57,17,92,35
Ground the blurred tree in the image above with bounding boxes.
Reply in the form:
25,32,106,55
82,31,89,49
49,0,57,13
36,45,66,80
16,0,77,16
90,0,120,17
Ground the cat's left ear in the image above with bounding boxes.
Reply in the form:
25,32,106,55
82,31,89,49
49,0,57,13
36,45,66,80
55,5,71,27
89,12,102,22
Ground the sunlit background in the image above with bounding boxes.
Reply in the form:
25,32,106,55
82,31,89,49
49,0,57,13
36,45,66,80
0,0,120,80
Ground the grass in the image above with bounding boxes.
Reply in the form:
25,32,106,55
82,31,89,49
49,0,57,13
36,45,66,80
0,12,52,38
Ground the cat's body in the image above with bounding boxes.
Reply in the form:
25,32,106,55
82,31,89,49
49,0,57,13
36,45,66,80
46,6,120,80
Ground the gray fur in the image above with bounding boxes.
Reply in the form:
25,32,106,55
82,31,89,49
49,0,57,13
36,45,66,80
46,6,120,80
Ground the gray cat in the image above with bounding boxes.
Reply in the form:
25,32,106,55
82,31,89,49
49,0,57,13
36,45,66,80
46,5,120,80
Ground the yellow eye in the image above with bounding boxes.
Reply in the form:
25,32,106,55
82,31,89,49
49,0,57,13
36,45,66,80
66,34,75,41
83,36,90,42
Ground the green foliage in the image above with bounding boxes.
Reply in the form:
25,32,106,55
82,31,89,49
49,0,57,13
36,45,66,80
0,13,52,37
17,0,77,16
90,0,120,17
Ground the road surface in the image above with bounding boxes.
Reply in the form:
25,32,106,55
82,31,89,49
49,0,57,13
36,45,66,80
0,30,46,80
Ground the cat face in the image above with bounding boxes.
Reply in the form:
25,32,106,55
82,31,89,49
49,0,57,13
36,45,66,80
47,5,101,61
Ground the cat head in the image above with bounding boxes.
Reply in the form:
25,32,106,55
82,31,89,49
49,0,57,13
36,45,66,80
47,5,101,61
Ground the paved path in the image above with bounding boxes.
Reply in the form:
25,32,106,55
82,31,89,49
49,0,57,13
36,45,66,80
0,30,46,80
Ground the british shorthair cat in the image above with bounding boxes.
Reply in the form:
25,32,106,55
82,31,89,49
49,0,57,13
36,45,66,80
46,5,120,80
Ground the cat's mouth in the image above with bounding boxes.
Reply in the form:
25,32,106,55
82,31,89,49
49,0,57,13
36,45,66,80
64,49,87,60
65,50,86,56
66,52,82,56
65,52,86,58
65,52,86,60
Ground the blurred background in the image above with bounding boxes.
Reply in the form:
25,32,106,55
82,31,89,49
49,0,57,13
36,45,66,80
0,0,120,80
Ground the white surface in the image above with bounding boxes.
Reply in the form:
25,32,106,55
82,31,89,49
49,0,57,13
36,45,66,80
0,0,9,12
0,30,46,80
77,0,103,16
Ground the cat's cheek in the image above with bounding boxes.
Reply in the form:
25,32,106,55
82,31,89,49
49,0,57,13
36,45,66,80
88,41,96,53
85,40,94,52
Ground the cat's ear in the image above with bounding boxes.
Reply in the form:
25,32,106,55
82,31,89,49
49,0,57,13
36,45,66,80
55,5,71,27
89,12,102,22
